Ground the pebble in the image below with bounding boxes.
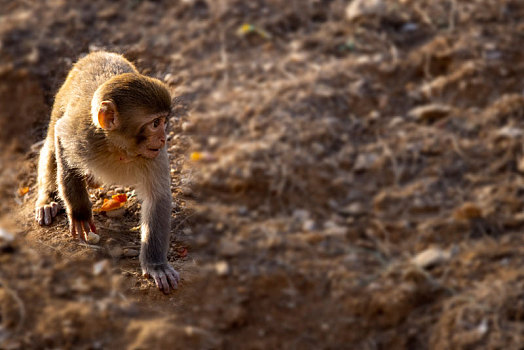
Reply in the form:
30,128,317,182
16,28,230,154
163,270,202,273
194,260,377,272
215,261,229,276
346,0,385,21
237,206,248,216
517,157,524,173
411,247,450,269
293,209,310,220
353,153,379,172
401,23,418,32
496,126,522,139
71,277,90,293
123,248,139,257
93,260,110,276
340,203,366,216
302,219,317,231
87,232,100,244
408,104,452,122
0,228,14,242
208,136,219,147
106,207,125,218
181,121,194,132
109,246,124,258
218,239,242,257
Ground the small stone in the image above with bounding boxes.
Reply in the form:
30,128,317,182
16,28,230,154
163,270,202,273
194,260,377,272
93,260,110,276
181,121,194,132
71,277,90,293
388,116,404,127
87,232,100,244
292,209,310,220
302,219,317,231
106,207,125,218
346,0,385,21
353,153,379,172
218,239,242,257
195,235,209,247
215,261,229,276
401,23,418,32
340,203,366,216
97,6,118,19
411,247,450,269
496,126,522,139
517,157,524,173
181,186,193,196
0,228,14,242
123,248,139,257
237,206,248,216
208,136,219,147
408,104,452,122
109,246,124,258
324,225,348,236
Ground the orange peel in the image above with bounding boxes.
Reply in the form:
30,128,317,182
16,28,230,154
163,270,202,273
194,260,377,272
94,193,127,212
18,187,29,196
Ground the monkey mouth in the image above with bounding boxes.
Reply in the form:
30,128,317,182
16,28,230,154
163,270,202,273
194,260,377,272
142,147,162,158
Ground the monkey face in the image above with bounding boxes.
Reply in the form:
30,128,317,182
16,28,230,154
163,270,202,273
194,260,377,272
134,114,169,159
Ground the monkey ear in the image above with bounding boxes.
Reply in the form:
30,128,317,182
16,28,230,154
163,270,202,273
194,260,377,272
97,101,119,131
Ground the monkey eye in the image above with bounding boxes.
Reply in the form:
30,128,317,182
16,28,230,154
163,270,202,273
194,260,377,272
153,118,161,128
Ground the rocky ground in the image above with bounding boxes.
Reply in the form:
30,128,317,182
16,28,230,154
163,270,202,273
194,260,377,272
1,0,524,349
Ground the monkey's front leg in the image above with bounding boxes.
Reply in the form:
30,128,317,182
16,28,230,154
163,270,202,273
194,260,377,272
55,137,96,241
35,138,60,225
139,186,179,294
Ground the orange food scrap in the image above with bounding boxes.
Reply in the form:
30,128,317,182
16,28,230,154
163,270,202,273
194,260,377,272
94,194,127,212
190,151,216,162
190,152,203,161
100,199,125,211
18,187,29,196
112,193,127,203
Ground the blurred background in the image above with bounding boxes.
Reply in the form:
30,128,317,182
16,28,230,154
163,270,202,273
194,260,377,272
1,0,524,348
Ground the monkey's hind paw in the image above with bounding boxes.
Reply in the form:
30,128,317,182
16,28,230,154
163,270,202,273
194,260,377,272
35,201,60,226
143,263,180,294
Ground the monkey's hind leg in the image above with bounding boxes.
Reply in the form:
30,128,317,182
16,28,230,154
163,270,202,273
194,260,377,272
35,138,60,225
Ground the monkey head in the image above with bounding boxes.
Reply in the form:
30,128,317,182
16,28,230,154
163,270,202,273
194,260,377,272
91,73,172,159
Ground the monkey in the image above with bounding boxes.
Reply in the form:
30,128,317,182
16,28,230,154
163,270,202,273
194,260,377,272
34,51,179,293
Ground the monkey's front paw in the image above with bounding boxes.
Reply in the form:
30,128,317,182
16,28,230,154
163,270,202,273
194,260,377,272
35,202,60,225
70,217,97,242
142,263,180,294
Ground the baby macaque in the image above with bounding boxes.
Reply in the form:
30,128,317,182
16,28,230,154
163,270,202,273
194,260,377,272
35,51,179,293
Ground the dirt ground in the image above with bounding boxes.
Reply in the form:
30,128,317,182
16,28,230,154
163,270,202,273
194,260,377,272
1,0,524,349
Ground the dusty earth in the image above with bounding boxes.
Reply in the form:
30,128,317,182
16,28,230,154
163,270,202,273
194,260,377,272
1,0,524,349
